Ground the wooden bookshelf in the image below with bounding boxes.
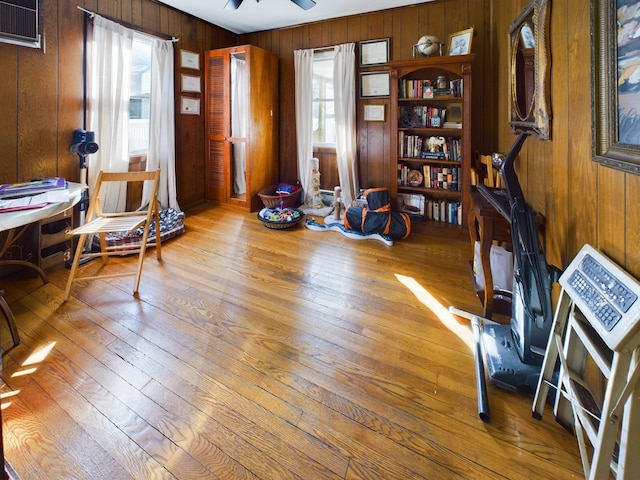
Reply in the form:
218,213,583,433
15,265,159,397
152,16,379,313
389,54,475,238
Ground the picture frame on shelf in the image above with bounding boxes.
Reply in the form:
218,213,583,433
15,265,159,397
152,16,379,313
363,104,385,121
360,71,390,98
592,0,640,175
180,49,200,70
360,38,390,66
447,28,474,56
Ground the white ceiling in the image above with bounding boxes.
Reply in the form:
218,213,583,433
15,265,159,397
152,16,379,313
156,0,431,35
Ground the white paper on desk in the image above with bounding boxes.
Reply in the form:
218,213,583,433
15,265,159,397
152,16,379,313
0,189,70,209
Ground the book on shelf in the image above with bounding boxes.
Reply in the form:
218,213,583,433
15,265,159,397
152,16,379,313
443,122,462,129
425,199,462,225
398,132,461,161
451,78,463,97
422,166,460,191
0,177,67,199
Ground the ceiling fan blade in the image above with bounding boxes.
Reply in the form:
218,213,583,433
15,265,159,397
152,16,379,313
224,0,243,10
291,0,316,10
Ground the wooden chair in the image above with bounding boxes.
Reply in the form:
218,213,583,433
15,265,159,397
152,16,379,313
63,170,162,301
479,154,503,189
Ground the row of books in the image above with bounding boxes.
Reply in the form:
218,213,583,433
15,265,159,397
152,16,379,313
397,164,461,191
397,193,462,225
397,132,462,161
399,106,455,129
398,78,463,99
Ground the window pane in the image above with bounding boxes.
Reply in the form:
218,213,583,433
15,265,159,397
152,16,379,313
312,52,335,147
129,34,152,154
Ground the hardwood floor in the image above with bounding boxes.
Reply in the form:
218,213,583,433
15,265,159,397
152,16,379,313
1,204,583,479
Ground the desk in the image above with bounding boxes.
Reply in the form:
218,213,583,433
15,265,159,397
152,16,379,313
0,182,82,348
468,185,545,320
467,186,513,320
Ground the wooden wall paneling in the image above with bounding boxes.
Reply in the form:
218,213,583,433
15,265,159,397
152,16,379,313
627,174,640,278
121,0,133,23
394,5,420,61
346,14,362,44
442,0,470,43
422,1,446,57
17,0,59,182
493,0,519,152
466,0,488,155
330,17,348,45
140,0,160,31
390,9,404,63
95,0,119,18
175,14,207,210
566,0,597,261
0,48,18,183
276,29,296,183
364,11,385,41
543,0,569,270
598,167,627,266
56,0,86,183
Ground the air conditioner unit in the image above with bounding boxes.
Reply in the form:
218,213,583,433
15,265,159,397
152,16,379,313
0,0,41,49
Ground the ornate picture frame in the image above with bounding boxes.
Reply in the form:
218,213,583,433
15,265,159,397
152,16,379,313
592,0,640,174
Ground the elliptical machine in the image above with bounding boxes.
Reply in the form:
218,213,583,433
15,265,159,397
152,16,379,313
452,133,561,421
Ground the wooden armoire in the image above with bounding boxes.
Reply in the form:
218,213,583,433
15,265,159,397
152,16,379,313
204,44,279,212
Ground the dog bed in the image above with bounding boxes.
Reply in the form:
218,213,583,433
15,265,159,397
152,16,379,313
91,208,185,253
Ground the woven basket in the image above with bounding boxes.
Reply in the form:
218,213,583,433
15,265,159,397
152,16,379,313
258,183,301,209
258,208,304,230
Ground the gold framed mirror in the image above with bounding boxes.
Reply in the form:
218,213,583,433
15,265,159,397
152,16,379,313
508,0,551,140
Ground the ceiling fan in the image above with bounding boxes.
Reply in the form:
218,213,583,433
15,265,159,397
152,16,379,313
224,0,316,10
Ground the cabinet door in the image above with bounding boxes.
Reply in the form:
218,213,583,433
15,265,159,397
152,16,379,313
205,52,229,203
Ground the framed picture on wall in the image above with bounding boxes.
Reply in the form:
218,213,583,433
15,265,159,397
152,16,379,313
360,72,390,98
180,97,200,115
363,105,385,121
592,0,640,174
180,50,200,70
360,38,390,66
181,74,201,93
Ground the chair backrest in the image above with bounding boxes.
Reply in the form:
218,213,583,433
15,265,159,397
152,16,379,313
88,170,160,218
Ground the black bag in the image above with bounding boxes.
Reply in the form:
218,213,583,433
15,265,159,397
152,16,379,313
344,188,411,240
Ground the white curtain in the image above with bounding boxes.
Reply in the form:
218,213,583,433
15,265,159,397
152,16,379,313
231,55,248,196
143,37,179,211
294,44,359,207
88,15,133,212
332,43,359,206
294,48,315,205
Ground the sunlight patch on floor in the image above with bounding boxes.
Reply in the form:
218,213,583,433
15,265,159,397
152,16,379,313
21,341,56,366
395,273,473,351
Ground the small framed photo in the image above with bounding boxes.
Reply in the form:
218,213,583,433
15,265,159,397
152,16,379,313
360,71,390,98
180,97,200,115
360,38,390,66
180,49,200,70
447,28,474,56
181,74,201,93
363,105,385,122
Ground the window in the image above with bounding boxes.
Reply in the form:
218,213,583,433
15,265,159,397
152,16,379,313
312,50,335,147
0,0,41,49
129,33,152,154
